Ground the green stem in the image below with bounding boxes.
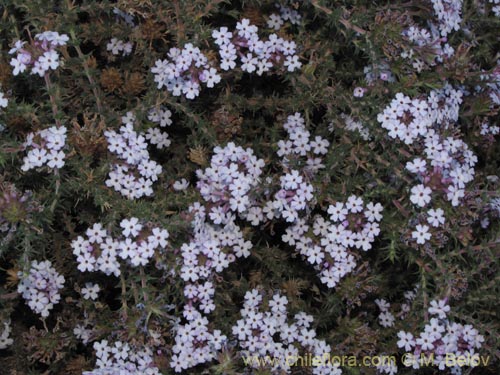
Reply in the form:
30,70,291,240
44,73,61,128
71,33,104,115
120,271,128,321
139,266,148,303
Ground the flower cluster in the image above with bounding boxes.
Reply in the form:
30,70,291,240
180,205,252,293
21,126,67,171
400,25,454,72
73,323,95,344
212,18,301,74
17,260,65,317
379,86,476,212
232,289,340,375
378,87,477,245
112,7,135,27
491,0,500,17
267,3,302,30
364,61,395,84
84,340,161,375
430,0,463,37
9,31,68,76
151,43,220,99
267,171,314,223
478,60,500,106
376,299,396,328
105,113,162,199
376,357,398,375
170,203,251,371
283,195,383,288
170,312,226,372
375,287,417,328
377,92,434,145
145,106,173,149
71,217,169,276
147,106,173,127
0,183,41,247
2,2,499,374
106,37,133,56
145,128,171,150
480,122,500,136
196,142,265,220
397,299,484,371
276,112,330,166
266,113,329,223
0,321,13,349
339,113,370,140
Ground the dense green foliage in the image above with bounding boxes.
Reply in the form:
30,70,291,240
0,0,499,374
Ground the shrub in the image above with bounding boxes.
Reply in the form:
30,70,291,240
0,0,498,374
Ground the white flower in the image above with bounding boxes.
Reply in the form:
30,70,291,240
412,224,431,244
353,87,365,97
416,332,435,351
28,148,48,167
9,40,25,54
366,202,384,222
120,217,142,237
0,322,14,349
241,53,258,73
200,67,221,88
346,195,364,213
77,252,96,272
427,208,445,227
81,283,100,300
173,178,190,191
428,299,450,319
73,324,92,343
284,55,301,72
86,223,107,244
379,311,395,327
49,32,69,46
182,80,200,99
410,184,432,207
38,50,60,71
306,245,324,264
10,56,28,76
148,227,169,248
236,18,258,39
212,26,233,45
327,202,348,222
397,331,415,351
406,158,427,174
375,298,390,312
267,14,284,30
46,150,65,169
0,92,8,108
122,42,133,55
